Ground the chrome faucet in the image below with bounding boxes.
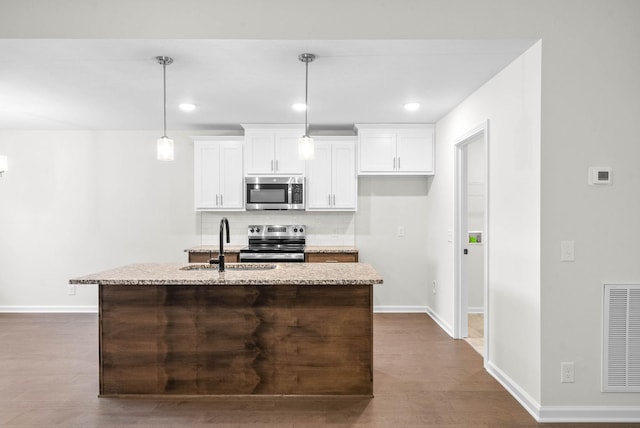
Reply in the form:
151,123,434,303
210,217,230,272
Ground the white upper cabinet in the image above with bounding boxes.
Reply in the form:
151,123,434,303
193,137,244,211
243,125,305,175
306,137,357,211
356,124,435,175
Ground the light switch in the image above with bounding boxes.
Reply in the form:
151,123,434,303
561,240,575,262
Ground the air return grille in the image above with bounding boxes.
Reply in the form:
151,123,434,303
603,284,640,392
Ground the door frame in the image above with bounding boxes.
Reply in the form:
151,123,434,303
454,120,490,366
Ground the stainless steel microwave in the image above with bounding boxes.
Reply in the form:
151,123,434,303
245,176,305,210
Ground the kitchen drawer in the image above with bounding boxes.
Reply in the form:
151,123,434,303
188,252,239,263
305,253,358,263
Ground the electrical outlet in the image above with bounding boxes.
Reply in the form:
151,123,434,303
561,362,574,383
560,240,575,262
432,280,437,294
397,226,406,237
67,284,76,296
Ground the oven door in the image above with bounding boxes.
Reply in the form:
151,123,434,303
239,252,305,263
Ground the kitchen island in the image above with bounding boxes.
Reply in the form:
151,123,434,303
70,262,383,397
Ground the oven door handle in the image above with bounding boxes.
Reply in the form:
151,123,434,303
239,253,305,262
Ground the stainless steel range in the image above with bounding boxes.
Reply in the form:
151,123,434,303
239,224,306,263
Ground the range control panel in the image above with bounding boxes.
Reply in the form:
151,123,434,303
247,224,306,238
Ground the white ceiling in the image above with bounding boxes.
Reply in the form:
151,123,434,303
0,39,536,132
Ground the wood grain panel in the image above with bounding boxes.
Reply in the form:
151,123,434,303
99,284,372,396
305,252,359,263
188,252,239,263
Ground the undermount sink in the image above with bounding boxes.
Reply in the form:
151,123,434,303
180,263,277,271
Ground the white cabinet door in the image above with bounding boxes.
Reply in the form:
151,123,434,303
332,142,357,210
243,125,305,175
244,133,275,174
194,142,222,210
274,134,305,175
396,131,434,174
358,133,396,173
356,125,435,175
306,138,357,211
219,142,244,209
306,142,333,209
193,138,244,211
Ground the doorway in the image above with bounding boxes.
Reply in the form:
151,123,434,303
454,121,489,364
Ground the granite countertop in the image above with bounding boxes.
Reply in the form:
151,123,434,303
70,262,382,286
185,245,246,253
304,246,358,253
185,245,358,253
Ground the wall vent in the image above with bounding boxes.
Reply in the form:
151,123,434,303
603,284,640,392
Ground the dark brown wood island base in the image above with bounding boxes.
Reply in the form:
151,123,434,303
71,262,383,397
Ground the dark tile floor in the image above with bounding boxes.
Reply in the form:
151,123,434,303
0,313,637,427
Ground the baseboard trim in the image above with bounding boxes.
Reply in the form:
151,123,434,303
485,361,640,423
0,306,98,313
424,305,455,337
468,306,484,314
538,406,640,423
485,360,541,421
373,305,428,313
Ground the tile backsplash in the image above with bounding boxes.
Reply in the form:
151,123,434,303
198,211,356,246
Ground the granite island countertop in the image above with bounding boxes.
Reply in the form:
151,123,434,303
70,262,382,286
184,245,358,254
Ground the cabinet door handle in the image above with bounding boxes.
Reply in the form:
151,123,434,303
275,159,279,172
220,194,223,207
215,194,219,207
328,194,332,206
393,157,396,170
398,157,401,170
270,160,274,172
332,194,336,206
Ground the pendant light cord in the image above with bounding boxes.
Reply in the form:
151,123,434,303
304,59,309,137
162,59,167,138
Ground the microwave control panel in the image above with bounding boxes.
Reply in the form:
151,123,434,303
291,183,304,204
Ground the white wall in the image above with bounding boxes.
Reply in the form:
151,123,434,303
2,0,640,417
356,176,431,311
0,131,199,310
430,42,542,402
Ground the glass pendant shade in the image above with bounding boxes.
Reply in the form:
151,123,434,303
157,136,174,161
298,135,314,160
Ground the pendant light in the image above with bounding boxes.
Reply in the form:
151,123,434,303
156,55,174,161
298,53,316,160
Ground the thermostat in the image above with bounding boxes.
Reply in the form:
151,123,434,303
588,167,612,185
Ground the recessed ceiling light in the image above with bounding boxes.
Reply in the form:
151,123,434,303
179,103,196,112
292,103,307,112
404,102,420,111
